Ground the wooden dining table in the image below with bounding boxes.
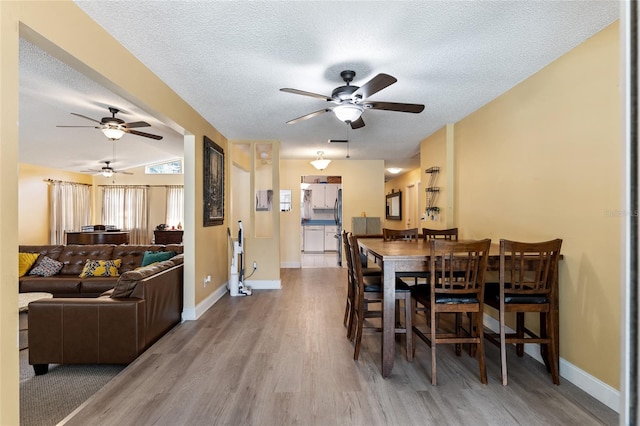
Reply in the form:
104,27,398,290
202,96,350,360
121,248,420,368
357,238,510,378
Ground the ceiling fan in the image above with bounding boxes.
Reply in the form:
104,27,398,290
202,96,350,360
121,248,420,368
280,70,425,129
57,107,163,141
82,161,133,177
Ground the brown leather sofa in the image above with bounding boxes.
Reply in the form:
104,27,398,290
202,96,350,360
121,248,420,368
19,244,183,297
20,244,184,375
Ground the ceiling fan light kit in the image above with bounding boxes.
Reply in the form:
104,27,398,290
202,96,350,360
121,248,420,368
101,126,125,140
281,70,425,129
310,151,331,171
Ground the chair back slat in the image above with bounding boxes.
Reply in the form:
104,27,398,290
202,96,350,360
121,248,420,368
501,239,562,295
430,239,491,296
422,227,459,241
383,228,419,241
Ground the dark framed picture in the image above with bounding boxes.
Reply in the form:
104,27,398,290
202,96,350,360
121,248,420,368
203,136,224,226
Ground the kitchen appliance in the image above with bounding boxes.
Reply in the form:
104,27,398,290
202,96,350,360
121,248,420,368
334,188,343,266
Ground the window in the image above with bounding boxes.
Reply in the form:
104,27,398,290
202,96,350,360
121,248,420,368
280,189,292,212
166,186,184,227
102,186,148,244
145,160,183,174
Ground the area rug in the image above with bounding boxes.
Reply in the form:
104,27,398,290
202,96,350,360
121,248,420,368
20,349,124,426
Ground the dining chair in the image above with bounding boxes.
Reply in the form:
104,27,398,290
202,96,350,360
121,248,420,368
411,238,491,385
483,239,563,385
342,231,384,337
348,234,413,361
383,227,419,241
382,228,427,287
422,227,459,241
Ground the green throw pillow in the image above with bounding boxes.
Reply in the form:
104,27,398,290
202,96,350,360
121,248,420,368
140,250,176,267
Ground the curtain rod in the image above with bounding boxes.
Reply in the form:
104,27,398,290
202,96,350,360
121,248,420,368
97,184,184,188
43,179,92,186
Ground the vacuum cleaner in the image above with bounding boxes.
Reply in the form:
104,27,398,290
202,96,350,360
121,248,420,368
228,220,252,296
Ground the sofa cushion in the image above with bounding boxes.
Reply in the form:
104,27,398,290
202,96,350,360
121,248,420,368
165,244,184,254
19,252,40,277
111,259,176,298
28,256,63,277
113,245,164,273
20,275,81,294
141,250,176,267
79,259,122,278
80,277,120,295
19,245,64,262
58,245,115,276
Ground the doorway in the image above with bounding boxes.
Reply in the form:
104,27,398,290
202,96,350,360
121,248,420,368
300,175,342,268
405,182,419,230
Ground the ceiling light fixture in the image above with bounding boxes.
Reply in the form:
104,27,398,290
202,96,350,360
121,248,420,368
387,168,402,174
333,104,363,123
310,151,331,171
101,169,113,178
101,125,125,141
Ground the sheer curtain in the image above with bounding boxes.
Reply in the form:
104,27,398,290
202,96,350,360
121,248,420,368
50,181,92,244
166,185,184,228
102,186,148,244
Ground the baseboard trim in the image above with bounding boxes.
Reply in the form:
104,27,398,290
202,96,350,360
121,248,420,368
245,279,281,290
483,313,620,412
182,282,228,321
281,261,301,268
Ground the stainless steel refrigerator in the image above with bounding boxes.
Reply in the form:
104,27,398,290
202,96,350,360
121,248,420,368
334,188,343,266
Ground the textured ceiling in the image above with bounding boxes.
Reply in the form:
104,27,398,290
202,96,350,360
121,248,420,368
19,1,619,178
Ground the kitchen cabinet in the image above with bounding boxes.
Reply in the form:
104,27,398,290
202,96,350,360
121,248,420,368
324,226,337,251
310,184,340,209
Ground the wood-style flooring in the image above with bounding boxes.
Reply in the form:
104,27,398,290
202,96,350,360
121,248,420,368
63,268,618,425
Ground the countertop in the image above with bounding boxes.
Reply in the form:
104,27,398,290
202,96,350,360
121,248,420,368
301,220,338,226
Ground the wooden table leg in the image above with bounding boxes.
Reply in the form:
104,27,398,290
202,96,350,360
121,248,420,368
382,260,396,377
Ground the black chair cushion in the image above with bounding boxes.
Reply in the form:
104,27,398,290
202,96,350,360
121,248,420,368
363,277,411,293
484,282,548,304
411,284,478,304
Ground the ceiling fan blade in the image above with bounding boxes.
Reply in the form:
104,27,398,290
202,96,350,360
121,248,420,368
286,108,330,124
125,129,163,140
56,125,100,128
81,169,100,173
351,74,397,100
124,121,151,129
114,170,134,175
350,117,365,129
70,112,103,124
365,101,425,113
280,88,332,101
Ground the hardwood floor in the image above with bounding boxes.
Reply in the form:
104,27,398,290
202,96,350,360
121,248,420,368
64,268,617,425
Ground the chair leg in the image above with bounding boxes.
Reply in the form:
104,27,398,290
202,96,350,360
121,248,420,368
500,306,508,386
516,312,525,357
539,312,551,371
411,298,418,359
547,310,560,385
431,309,438,385
475,310,487,384
404,293,413,361
353,311,363,361
346,301,355,340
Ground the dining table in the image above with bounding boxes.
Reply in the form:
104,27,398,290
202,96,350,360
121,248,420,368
357,238,549,378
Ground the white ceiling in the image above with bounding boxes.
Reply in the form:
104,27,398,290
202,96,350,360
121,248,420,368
19,1,619,179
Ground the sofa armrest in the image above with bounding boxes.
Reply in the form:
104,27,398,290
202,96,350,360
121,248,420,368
28,297,145,367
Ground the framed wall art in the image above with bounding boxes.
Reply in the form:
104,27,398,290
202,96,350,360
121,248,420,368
203,136,224,226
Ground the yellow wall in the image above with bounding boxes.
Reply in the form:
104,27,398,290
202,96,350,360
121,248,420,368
384,168,422,230
280,159,385,266
1,2,229,422
420,126,451,228
18,163,94,244
421,22,621,388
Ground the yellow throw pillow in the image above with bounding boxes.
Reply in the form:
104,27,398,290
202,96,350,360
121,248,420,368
79,259,122,278
18,252,40,277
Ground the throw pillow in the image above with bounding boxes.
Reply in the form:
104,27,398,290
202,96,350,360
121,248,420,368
18,252,40,277
79,259,122,278
28,256,63,277
140,250,176,267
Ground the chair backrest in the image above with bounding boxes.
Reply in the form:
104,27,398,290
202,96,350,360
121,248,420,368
348,234,366,302
422,227,459,241
383,228,419,241
430,239,491,295
342,230,354,279
500,239,562,295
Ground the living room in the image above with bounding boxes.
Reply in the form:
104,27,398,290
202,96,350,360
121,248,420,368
1,1,631,424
